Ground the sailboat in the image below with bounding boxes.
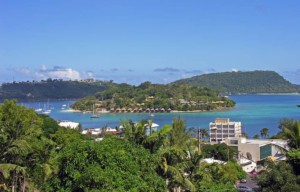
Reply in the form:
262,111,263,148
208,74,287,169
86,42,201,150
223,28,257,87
90,104,100,118
35,103,42,112
42,99,51,114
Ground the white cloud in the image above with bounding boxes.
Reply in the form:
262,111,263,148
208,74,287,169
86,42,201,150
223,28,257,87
40,65,47,71
231,68,239,72
14,67,31,75
12,65,82,81
35,66,81,80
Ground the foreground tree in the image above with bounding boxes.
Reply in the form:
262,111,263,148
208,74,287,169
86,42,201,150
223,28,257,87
282,121,300,149
255,160,300,192
287,149,300,175
202,143,236,162
193,161,246,192
0,100,51,191
44,137,166,191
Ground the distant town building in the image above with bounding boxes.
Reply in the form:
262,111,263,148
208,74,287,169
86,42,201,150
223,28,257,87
58,120,80,129
209,118,242,142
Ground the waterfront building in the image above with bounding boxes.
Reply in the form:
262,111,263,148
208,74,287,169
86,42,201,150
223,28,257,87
209,118,242,143
58,120,80,129
224,137,288,172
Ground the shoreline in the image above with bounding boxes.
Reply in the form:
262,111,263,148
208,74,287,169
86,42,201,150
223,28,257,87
68,107,234,114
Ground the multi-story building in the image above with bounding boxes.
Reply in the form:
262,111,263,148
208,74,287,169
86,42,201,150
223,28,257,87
209,118,242,142
224,137,288,172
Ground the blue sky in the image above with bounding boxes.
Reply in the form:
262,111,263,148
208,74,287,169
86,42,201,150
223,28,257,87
1,0,300,85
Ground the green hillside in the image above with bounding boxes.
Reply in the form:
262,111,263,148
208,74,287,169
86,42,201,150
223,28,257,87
171,71,298,94
71,82,235,112
0,79,115,101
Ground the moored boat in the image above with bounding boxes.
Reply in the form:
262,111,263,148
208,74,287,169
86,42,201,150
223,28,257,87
90,104,100,118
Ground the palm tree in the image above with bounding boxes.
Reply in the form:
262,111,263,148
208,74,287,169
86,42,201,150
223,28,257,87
282,121,300,149
121,119,147,145
146,118,196,192
200,129,209,141
144,125,172,152
170,118,191,147
253,134,260,139
260,128,269,138
0,100,50,191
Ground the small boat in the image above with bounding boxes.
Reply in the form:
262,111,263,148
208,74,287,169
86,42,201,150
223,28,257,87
42,100,51,114
297,105,300,107
35,108,42,112
90,104,100,118
90,114,100,118
35,103,42,112
42,109,51,114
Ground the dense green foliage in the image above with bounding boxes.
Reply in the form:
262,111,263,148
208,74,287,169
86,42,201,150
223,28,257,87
71,82,235,112
255,119,300,191
0,100,247,191
255,160,300,192
201,143,237,162
195,161,246,191
45,138,166,191
0,79,114,101
0,100,54,191
171,70,298,94
120,118,244,191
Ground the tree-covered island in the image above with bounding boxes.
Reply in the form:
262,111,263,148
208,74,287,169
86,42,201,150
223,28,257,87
71,82,235,113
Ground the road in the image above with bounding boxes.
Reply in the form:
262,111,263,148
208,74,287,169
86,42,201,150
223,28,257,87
236,173,258,191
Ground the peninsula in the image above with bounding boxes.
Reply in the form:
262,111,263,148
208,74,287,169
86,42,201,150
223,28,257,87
70,82,235,113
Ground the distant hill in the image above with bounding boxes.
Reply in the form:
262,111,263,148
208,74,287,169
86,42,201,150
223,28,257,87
0,79,115,101
171,71,298,94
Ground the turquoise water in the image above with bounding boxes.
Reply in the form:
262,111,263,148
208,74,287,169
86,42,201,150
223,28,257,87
20,94,300,137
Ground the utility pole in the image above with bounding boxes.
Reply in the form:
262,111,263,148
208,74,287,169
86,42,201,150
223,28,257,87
198,128,201,155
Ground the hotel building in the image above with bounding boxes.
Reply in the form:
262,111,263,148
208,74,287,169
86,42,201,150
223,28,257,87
209,118,242,143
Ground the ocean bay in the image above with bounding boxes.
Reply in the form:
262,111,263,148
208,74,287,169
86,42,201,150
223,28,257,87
21,94,300,137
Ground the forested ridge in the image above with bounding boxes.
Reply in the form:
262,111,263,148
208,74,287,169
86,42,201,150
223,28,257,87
1,71,298,102
0,79,115,101
171,71,299,94
71,82,235,112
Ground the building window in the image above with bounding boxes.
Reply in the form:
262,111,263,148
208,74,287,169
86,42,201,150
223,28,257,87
260,145,272,159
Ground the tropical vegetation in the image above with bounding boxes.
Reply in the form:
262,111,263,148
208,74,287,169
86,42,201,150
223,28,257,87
71,82,235,112
255,119,300,191
0,100,247,191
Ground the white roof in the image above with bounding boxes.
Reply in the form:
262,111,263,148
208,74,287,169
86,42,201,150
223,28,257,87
244,139,288,148
81,127,118,135
201,158,226,164
119,123,159,129
58,121,80,129
145,123,159,128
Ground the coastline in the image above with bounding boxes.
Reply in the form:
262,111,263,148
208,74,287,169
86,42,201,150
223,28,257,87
70,107,234,114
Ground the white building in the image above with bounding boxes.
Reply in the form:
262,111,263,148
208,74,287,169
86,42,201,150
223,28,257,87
58,120,80,129
209,118,242,143
224,137,288,172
